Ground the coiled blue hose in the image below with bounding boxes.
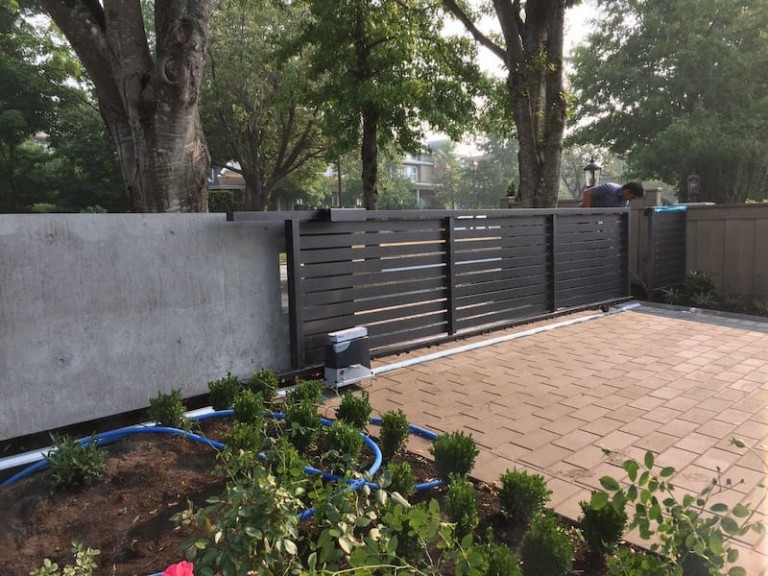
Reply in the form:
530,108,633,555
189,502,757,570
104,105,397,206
1,409,441,576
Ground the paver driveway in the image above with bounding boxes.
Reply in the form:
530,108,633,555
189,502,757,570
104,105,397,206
340,303,768,574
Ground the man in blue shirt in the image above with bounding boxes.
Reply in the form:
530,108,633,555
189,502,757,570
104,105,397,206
581,181,644,207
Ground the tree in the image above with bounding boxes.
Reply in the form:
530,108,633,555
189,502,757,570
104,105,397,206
202,0,327,211
440,0,581,207
297,0,481,209
569,0,768,203
0,7,60,211
36,0,212,212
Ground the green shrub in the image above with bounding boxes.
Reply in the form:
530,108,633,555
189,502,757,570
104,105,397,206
224,420,265,454
29,542,100,576
429,430,479,480
379,409,410,462
207,372,241,410
520,513,573,576
384,461,416,498
579,494,627,555
284,399,321,453
46,435,107,490
445,474,479,536
499,468,552,527
752,296,768,316
263,435,308,485
148,389,188,429
334,390,372,430
286,378,324,406
246,368,280,402
594,448,763,576
233,388,266,424
174,466,302,575
479,541,522,576
321,420,364,474
605,547,670,576
685,270,717,297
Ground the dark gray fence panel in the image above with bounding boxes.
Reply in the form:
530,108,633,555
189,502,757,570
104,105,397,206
645,206,687,292
251,209,631,369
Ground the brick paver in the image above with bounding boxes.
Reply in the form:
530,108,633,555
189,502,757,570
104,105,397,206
361,304,768,574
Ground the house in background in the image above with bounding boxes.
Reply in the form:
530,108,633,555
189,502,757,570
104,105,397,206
395,150,438,208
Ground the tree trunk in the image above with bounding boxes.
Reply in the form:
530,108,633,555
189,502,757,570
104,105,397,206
39,0,211,212
361,103,379,210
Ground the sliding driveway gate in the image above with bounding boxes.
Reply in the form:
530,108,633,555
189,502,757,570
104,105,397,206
233,208,631,369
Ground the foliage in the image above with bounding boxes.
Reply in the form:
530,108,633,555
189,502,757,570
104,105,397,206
334,390,372,431
202,0,327,211
287,379,325,407
593,449,765,575
148,389,188,429
430,430,479,480
223,421,265,454
174,466,302,576
262,435,308,486
207,372,241,410
605,546,671,576
445,474,479,537
320,420,364,475
295,0,481,208
246,368,280,403
284,398,321,453
478,539,522,576
382,461,416,498
232,389,266,425
752,297,768,316
499,468,552,528
29,542,100,576
439,1,573,207
45,435,106,490
378,408,410,462
520,513,574,576
569,0,768,203
685,270,718,297
579,495,627,555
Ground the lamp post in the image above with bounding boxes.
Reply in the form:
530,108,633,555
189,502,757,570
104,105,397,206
687,173,700,203
583,157,602,188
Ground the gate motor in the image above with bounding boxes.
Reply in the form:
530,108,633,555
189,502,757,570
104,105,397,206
324,326,372,389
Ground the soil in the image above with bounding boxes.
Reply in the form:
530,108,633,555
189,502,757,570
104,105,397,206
0,418,607,576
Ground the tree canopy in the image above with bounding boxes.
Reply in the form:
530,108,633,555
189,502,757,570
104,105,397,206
296,0,482,209
569,0,768,203
202,0,327,211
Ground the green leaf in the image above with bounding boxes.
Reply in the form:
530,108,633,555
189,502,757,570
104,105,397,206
710,503,729,513
721,517,740,536
644,451,655,470
600,476,621,491
284,540,298,555
730,438,746,449
591,491,609,510
624,459,640,481
339,536,353,554
639,471,650,487
728,567,747,576
727,548,740,563
660,466,675,477
732,503,750,518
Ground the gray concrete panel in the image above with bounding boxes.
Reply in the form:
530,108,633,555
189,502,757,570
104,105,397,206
0,214,290,440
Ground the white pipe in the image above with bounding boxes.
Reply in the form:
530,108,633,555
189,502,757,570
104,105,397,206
372,301,640,375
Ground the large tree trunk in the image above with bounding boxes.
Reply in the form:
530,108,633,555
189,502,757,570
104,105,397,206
442,0,570,208
361,103,379,210
39,0,211,212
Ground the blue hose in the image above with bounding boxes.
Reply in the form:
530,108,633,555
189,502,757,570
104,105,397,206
1,408,440,576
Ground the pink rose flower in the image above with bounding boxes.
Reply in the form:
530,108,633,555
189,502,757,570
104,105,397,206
162,561,194,576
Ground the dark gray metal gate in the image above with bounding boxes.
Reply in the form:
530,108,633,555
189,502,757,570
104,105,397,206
644,206,688,294
278,208,630,369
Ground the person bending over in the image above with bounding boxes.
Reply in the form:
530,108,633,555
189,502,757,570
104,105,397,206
581,181,644,207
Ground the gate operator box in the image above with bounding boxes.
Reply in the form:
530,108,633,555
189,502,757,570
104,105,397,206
324,326,372,389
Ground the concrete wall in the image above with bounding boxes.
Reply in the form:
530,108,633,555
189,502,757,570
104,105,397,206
686,204,768,295
0,214,290,441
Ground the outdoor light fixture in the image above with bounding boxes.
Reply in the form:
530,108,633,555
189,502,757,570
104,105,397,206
583,157,602,187
687,173,700,203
